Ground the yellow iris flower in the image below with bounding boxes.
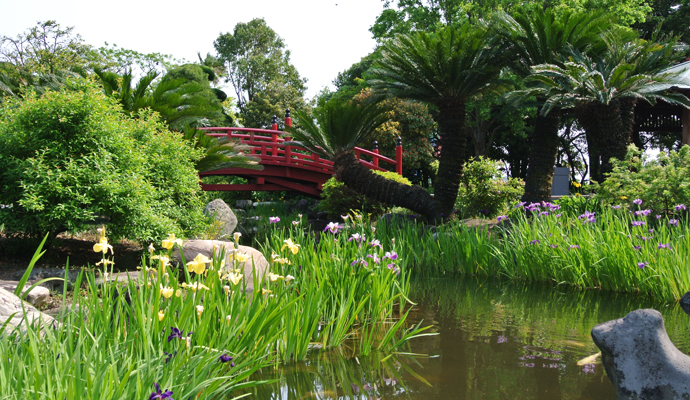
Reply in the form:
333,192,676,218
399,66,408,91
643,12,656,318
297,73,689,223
227,272,243,286
268,272,284,282
234,252,249,263
281,238,300,254
93,237,113,255
196,305,204,318
181,282,210,292
161,233,183,250
158,310,165,321
160,285,174,299
186,253,211,274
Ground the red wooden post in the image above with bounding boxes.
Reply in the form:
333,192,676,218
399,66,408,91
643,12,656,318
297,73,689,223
396,136,403,175
284,108,291,128
372,140,379,168
271,115,278,131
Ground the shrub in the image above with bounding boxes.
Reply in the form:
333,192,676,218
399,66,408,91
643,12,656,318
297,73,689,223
319,170,412,218
0,78,207,243
455,157,524,218
596,145,690,216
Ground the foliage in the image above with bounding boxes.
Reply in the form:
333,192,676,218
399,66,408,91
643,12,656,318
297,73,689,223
213,18,307,126
596,145,690,216
0,79,207,243
455,157,524,218
370,0,651,41
289,96,391,160
319,171,412,218
181,126,261,173
243,79,308,129
0,20,98,75
634,0,690,44
96,42,180,76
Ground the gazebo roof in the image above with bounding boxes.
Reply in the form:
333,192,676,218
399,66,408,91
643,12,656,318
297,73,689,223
644,60,690,93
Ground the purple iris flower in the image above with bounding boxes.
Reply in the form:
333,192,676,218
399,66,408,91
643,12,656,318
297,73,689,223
167,327,186,342
366,254,380,264
568,245,580,250
323,222,342,234
348,233,365,243
351,258,368,267
554,213,562,218
633,246,641,251
529,239,540,245
497,215,508,222
634,209,652,217
269,216,280,224
539,211,549,217
638,262,647,269
219,354,233,363
578,211,596,224
526,203,541,212
658,243,670,249
164,351,177,364
149,383,174,400
549,244,558,249
633,199,643,205
656,215,662,219
675,204,687,212
631,221,646,227
387,264,400,275
515,202,527,208
382,251,398,260
669,219,679,227
612,205,621,210
369,239,382,248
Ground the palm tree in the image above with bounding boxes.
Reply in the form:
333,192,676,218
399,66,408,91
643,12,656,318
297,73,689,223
522,31,690,181
367,22,507,216
496,7,614,202
288,97,440,220
181,126,262,173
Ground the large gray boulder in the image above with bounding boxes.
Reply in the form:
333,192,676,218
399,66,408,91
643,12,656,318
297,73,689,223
591,309,690,400
0,280,50,307
171,240,269,292
203,199,237,239
0,287,58,334
9,268,80,291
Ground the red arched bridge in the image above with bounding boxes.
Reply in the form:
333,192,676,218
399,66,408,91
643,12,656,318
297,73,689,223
198,125,402,198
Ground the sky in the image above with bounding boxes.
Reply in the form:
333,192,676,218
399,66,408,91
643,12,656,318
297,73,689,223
1,0,385,99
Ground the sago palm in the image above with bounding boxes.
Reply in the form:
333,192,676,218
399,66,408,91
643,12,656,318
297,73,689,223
522,31,690,181
368,22,507,217
496,7,614,201
288,98,440,219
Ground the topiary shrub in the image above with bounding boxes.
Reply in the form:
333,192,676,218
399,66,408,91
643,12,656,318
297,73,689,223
319,170,412,218
596,144,690,216
0,78,208,244
455,157,524,218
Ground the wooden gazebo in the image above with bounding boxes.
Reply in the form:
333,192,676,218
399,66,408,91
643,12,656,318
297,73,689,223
634,60,690,145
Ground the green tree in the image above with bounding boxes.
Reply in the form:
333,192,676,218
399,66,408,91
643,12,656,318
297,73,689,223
96,42,180,76
497,7,614,201
289,97,440,220
0,79,207,243
368,23,507,217
635,0,690,44
214,18,307,127
522,31,690,181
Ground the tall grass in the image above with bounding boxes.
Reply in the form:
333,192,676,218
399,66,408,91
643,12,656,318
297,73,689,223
0,219,427,399
373,204,690,302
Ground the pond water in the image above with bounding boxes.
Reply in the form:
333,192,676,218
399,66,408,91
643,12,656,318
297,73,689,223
250,276,690,399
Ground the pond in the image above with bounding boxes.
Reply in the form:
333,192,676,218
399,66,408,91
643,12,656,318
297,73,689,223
250,276,690,399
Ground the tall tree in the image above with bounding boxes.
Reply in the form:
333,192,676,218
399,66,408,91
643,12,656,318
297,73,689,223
522,31,690,181
214,18,307,127
497,7,614,202
368,23,507,216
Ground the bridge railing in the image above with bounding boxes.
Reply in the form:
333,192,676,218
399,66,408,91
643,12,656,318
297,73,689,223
200,127,402,175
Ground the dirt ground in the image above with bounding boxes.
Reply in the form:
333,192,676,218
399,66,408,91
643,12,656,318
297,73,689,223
0,233,145,281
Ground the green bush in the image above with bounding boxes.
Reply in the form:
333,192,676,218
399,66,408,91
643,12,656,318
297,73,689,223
319,170,412,218
596,145,690,216
455,157,524,218
0,78,208,243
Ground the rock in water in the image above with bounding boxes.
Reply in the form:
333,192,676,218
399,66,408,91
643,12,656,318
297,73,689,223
171,240,269,292
0,287,58,334
203,199,237,239
591,309,690,399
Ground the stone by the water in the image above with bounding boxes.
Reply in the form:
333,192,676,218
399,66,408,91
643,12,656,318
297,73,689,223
203,199,238,239
591,308,690,400
0,280,50,307
0,287,59,334
171,240,269,292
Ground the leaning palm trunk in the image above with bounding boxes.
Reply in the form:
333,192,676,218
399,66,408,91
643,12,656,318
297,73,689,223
334,152,441,220
434,100,468,216
522,109,560,203
577,99,636,180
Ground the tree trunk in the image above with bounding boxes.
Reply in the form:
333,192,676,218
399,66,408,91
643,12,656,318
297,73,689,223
578,99,635,181
333,151,441,221
434,100,467,217
521,109,560,203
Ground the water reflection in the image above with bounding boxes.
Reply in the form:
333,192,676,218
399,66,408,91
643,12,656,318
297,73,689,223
251,276,690,399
